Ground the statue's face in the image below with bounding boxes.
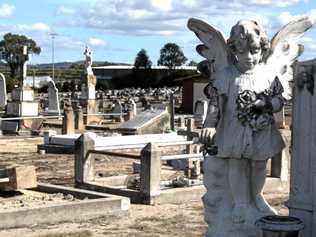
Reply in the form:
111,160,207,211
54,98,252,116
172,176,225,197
235,45,261,72
229,24,264,73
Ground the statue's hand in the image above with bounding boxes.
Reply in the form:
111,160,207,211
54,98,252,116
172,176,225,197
254,99,265,109
199,127,216,146
253,98,273,113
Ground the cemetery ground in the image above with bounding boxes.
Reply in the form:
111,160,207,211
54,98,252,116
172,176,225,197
0,146,288,237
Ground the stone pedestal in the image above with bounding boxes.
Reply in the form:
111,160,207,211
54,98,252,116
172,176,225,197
3,87,39,134
203,155,263,237
62,107,75,135
84,99,100,124
11,88,34,102
82,75,99,124
74,107,85,131
6,101,38,117
6,88,38,117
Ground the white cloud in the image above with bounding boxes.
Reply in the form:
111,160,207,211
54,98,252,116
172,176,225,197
56,0,308,37
127,9,154,19
88,37,106,46
248,0,300,7
299,36,316,60
57,6,76,15
0,3,15,18
17,23,50,32
151,0,173,11
278,9,316,25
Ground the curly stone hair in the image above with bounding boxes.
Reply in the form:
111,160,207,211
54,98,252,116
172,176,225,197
227,20,270,63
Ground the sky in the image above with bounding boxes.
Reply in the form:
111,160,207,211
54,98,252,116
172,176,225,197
0,0,315,65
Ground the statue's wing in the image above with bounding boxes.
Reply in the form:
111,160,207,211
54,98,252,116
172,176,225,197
187,18,231,76
266,16,314,100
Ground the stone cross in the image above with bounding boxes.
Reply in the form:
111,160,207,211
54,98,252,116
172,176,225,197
21,45,29,87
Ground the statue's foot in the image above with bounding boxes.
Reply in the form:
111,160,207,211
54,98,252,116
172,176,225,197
254,193,277,215
232,204,247,223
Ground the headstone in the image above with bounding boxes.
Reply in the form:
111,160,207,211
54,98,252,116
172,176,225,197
287,60,316,237
118,108,170,135
128,99,137,117
47,80,60,115
194,99,208,128
112,100,123,122
80,83,88,99
0,73,7,109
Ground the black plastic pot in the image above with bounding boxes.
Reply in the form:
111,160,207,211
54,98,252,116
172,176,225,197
255,215,304,237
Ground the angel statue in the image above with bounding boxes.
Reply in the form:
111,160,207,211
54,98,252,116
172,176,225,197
188,17,313,237
84,46,94,76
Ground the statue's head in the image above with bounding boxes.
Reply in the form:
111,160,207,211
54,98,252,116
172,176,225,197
84,46,92,57
227,20,270,72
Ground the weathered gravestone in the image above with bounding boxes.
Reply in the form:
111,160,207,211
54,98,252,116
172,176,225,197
0,73,7,109
117,107,170,135
47,80,60,115
112,100,123,122
194,99,208,128
287,59,316,237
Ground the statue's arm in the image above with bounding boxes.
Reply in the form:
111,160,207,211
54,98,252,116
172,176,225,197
203,91,224,128
200,92,225,146
270,94,285,113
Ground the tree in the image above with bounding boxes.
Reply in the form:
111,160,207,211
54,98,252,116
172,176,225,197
0,33,41,79
157,43,187,69
187,60,198,66
134,49,152,69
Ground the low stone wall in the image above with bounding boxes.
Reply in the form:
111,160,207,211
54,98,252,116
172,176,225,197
0,137,43,153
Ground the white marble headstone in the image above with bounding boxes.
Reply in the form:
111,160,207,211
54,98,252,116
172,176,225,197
47,80,60,115
194,99,208,126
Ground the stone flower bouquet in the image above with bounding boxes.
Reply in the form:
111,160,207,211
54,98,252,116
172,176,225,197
236,76,285,131
236,89,274,131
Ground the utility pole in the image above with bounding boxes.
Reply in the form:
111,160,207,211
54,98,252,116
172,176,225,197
49,32,58,82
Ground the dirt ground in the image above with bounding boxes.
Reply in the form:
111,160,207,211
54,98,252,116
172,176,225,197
0,151,289,237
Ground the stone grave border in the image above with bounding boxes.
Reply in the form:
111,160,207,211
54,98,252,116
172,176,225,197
74,131,205,205
0,182,130,229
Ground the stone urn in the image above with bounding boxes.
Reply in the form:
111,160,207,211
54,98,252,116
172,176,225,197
255,215,304,237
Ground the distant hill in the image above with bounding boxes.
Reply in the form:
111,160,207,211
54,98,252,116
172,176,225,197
0,60,132,82
33,61,131,70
